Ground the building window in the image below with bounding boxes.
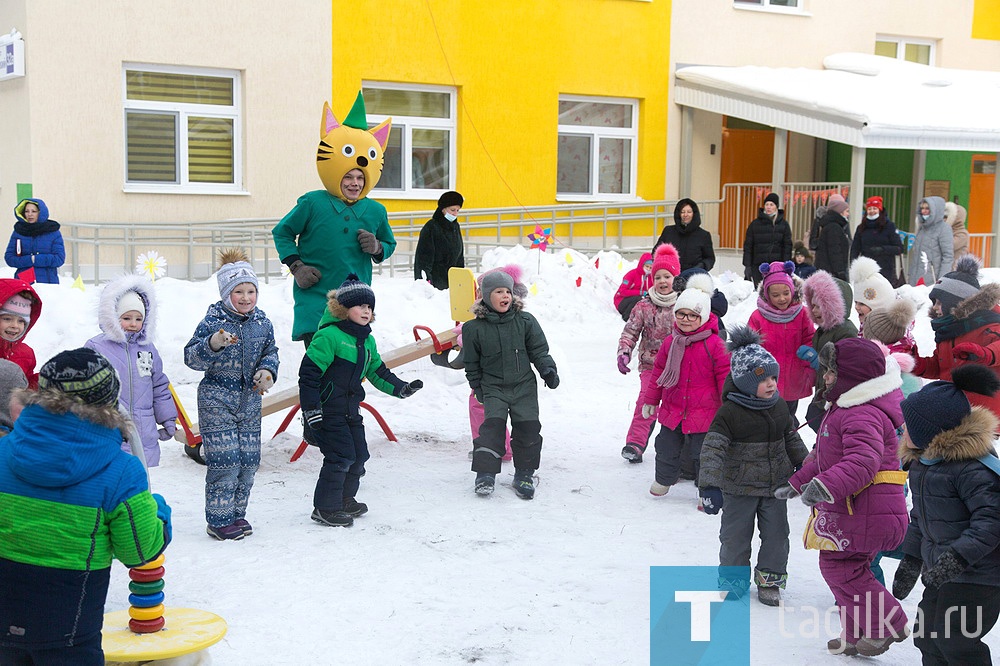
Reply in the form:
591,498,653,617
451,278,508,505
557,96,638,200
734,0,801,11
363,83,456,198
123,65,242,193
875,36,935,65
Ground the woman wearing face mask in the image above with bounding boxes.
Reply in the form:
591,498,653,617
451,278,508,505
849,196,904,283
906,196,952,287
414,191,465,290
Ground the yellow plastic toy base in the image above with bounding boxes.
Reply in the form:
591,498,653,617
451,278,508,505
448,267,477,323
102,607,227,662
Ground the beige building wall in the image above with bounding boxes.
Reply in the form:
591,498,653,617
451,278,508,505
0,0,331,224
667,0,1000,208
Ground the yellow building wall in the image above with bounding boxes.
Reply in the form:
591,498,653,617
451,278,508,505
972,0,1000,39
331,0,671,233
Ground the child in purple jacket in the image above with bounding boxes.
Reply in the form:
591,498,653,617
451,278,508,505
85,274,177,466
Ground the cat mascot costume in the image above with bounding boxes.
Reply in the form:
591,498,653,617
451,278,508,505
272,92,397,345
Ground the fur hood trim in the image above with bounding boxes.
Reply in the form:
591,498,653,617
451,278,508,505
899,407,998,465
471,294,525,318
97,274,157,343
836,354,903,408
952,282,1000,320
803,270,847,329
325,290,376,323
17,387,132,432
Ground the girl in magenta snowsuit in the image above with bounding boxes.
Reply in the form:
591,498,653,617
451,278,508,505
617,244,680,463
777,337,909,657
748,260,815,422
641,273,730,496
613,252,653,321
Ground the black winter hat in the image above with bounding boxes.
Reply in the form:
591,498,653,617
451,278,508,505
763,192,781,208
437,191,464,210
38,348,121,406
336,273,376,310
901,364,1000,449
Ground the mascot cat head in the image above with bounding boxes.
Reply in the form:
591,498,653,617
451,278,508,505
317,92,392,202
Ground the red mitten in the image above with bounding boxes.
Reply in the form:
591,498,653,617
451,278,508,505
953,342,993,364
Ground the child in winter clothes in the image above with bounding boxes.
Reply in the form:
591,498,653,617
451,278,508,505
464,270,558,499
862,298,921,397
184,250,279,540
800,270,857,432
0,360,26,436
0,279,41,388
300,275,423,527
699,327,808,607
617,243,680,464
849,256,898,330
614,252,653,320
793,241,816,279
673,266,729,343
85,275,178,467
0,348,170,665
748,261,815,423
641,273,730,496
776,338,909,657
894,365,1000,665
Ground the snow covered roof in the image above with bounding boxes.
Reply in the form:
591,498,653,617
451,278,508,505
674,53,1000,151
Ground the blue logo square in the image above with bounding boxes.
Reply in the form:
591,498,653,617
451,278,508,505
650,566,751,665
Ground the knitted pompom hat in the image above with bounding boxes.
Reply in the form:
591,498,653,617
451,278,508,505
727,326,780,397
216,248,258,304
38,348,121,406
850,256,896,311
478,265,527,299
673,273,714,325
862,298,916,346
480,269,514,297
929,254,981,316
336,273,376,310
901,364,1000,449
651,243,680,278
759,260,795,295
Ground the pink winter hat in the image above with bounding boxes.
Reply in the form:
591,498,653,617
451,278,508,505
827,194,849,215
651,243,680,277
1,293,32,324
759,260,795,294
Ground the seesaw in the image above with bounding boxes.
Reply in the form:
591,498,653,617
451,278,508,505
172,267,478,464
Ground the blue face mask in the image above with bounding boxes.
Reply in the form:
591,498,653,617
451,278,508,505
444,213,458,222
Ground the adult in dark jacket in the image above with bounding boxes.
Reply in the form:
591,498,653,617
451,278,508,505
653,198,715,272
894,365,1000,665
850,195,903,283
5,198,65,284
414,191,465,290
742,192,792,287
814,194,852,281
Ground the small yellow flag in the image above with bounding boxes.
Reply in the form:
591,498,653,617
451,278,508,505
617,260,624,271
565,252,574,266
529,283,539,296
71,275,86,291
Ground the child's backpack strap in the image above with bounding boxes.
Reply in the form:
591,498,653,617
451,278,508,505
920,452,1000,479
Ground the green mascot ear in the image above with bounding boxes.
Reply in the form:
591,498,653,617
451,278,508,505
343,91,368,130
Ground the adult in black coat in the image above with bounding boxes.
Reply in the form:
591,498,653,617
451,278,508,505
813,194,852,281
849,195,903,283
652,198,715,273
742,192,792,287
414,191,465,290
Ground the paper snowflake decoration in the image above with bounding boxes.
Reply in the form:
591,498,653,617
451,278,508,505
136,251,167,281
527,225,554,252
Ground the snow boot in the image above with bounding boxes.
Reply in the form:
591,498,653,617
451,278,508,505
826,637,858,656
756,586,781,607
206,523,245,541
233,518,253,536
311,508,354,527
649,481,670,497
342,498,368,517
854,627,909,657
475,473,496,496
621,444,643,463
512,470,535,500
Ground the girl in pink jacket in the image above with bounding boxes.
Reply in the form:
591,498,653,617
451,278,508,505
748,260,815,423
613,252,653,321
617,244,680,464
641,273,730,497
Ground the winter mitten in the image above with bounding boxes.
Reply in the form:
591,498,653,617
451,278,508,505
617,353,631,375
399,380,424,398
744,266,753,281
796,345,819,371
800,478,834,507
773,483,800,500
953,342,994,364
642,404,657,419
891,555,923,600
157,420,176,441
288,260,322,289
210,328,238,351
699,487,724,515
921,549,969,590
472,386,483,404
252,370,274,395
357,229,381,255
541,368,560,389
303,409,323,429
152,493,172,544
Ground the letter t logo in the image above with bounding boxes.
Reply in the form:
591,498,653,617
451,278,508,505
674,590,728,641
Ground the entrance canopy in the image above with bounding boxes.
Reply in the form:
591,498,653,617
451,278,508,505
675,52,1000,152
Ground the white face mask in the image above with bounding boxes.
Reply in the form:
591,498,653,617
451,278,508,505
866,214,879,220
921,214,930,221
444,213,458,222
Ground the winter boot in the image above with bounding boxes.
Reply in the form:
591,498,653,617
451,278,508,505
512,470,535,500
649,481,670,497
310,508,354,527
475,473,496,496
206,523,245,541
826,637,858,656
342,498,368,517
756,586,781,607
233,518,253,536
854,627,910,657
621,444,643,463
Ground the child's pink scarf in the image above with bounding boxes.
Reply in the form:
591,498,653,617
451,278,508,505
756,294,803,324
656,324,712,389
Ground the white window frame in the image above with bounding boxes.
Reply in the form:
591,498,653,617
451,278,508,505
364,81,457,200
557,94,639,203
733,0,807,15
122,63,245,195
875,35,937,65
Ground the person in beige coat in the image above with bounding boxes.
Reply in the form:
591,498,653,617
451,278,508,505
944,201,969,269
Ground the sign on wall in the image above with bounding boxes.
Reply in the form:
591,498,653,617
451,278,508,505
0,30,25,81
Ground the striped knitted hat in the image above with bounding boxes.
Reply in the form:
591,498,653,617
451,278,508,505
336,273,375,309
38,348,121,406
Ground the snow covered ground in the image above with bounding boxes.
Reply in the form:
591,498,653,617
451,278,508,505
18,247,1000,664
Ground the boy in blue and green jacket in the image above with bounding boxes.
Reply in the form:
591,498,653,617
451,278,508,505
0,348,170,665
299,275,423,527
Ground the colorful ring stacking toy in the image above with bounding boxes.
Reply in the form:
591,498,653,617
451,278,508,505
128,554,166,633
